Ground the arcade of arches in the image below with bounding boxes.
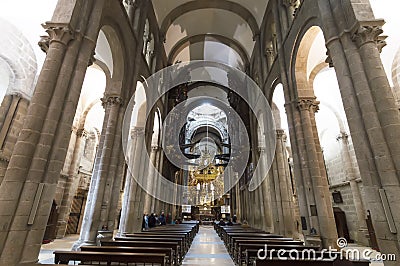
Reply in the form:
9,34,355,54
1,0,400,265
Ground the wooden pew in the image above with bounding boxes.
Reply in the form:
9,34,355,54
235,244,319,265
254,257,370,266
236,243,315,264
80,246,173,265
227,234,285,251
101,240,181,265
54,250,166,265
229,237,297,255
115,236,187,253
125,233,190,250
244,247,331,265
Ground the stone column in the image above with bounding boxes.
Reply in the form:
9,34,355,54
150,146,162,213
99,102,127,231
274,129,296,237
337,132,369,245
119,127,146,234
74,95,123,248
0,93,29,185
319,2,400,257
56,127,87,238
297,98,338,247
0,15,100,263
143,145,158,214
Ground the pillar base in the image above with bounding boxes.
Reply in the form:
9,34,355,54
304,235,322,247
357,228,370,247
71,239,97,251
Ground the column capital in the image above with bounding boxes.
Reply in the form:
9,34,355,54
276,129,286,140
325,49,333,68
42,23,76,47
265,47,275,57
76,128,88,138
101,95,124,108
283,0,299,7
296,97,319,112
130,127,145,138
351,21,386,52
336,131,349,141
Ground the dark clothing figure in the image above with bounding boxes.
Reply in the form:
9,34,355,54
159,213,166,225
166,213,172,224
232,215,237,223
227,219,233,226
141,214,146,230
148,213,156,228
219,219,226,226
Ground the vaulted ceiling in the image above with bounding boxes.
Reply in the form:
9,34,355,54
151,0,269,70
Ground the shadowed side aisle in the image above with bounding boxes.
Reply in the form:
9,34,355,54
182,225,234,265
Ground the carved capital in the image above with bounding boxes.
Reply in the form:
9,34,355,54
88,50,96,67
283,0,299,8
130,127,145,138
38,35,50,53
276,129,286,140
352,23,386,52
297,98,319,112
258,146,266,153
101,95,123,108
10,92,23,99
42,23,75,47
376,35,388,53
265,48,275,57
76,128,88,138
336,131,349,142
325,49,333,68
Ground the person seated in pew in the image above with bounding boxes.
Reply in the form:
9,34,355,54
241,220,250,228
159,212,166,226
219,219,226,226
232,214,237,223
226,218,233,226
148,213,157,228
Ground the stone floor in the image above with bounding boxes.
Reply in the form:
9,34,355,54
182,225,235,265
38,234,79,264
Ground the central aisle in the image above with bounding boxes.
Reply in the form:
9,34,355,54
182,225,235,265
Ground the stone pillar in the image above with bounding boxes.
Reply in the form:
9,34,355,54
285,101,316,239
150,146,163,213
119,127,146,234
143,145,158,214
107,150,126,230
74,95,123,248
0,94,29,185
319,1,400,258
99,101,127,231
274,129,296,237
297,98,338,247
56,128,87,238
0,15,99,263
337,132,369,245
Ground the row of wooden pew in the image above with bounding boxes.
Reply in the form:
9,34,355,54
54,221,199,265
214,223,369,266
